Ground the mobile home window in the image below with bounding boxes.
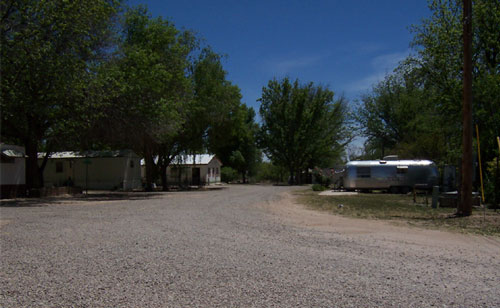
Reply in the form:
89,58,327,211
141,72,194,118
56,161,63,173
356,167,371,178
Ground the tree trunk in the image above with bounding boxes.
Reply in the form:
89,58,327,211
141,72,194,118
295,169,301,185
289,168,294,185
38,151,51,188
161,164,168,191
25,138,42,190
144,143,155,192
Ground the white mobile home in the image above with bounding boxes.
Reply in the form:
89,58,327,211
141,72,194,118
39,150,142,190
0,144,26,198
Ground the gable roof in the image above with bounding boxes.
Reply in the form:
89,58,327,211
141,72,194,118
173,154,216,165
140,154,221,166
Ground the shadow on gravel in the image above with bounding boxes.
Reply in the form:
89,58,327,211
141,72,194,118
1,192,165,207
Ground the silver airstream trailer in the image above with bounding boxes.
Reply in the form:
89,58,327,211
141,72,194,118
343,159,439,193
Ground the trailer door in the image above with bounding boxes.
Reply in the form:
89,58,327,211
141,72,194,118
396,165,409,186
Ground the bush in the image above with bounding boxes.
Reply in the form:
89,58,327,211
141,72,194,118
312,184,327,191
221,166,239,183
254,162,287,183
312,168,331,188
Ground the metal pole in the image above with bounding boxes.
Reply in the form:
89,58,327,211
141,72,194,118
458,0,473,216
496,136,499,211
85,162,89,196
475,125,484,203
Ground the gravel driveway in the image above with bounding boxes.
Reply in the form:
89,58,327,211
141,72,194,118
1,185,499,307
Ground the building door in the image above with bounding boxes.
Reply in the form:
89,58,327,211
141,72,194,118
191,168,200,185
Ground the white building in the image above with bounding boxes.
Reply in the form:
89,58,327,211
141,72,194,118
0,144,26,198
39,150,142,190
141,154,222,186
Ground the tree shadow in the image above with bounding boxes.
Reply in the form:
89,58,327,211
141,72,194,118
0,191,166,207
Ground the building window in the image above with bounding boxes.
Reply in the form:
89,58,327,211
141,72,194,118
56,161,63,173
171,167,179,178
216,168,219,175
356,167,370,178
130,160,134,168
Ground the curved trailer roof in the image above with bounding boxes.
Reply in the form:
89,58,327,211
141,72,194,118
346,160,435,167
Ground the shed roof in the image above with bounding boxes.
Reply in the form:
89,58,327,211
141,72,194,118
140,154,220,166
0,144,25,158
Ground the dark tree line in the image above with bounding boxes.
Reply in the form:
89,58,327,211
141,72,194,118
1,1,260,190
356,0,500,204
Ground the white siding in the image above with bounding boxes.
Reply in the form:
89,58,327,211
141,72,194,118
0,157,25,185
41,155,141,190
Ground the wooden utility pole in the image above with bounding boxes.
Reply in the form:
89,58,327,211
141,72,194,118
458,0,473,216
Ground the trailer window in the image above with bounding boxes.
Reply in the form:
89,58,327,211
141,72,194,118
356,167,371,178
397,166,408,174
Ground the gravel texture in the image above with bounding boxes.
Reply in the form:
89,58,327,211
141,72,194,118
1,185,499,307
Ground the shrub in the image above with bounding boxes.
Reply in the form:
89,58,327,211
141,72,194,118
312,184,327,191
221,166,239,183
254,162,287,183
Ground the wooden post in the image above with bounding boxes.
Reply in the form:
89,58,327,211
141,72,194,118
458,0,473,216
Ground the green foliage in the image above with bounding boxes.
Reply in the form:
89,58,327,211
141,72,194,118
357,0,500,175
210,105,261,183
410,0,500,165
0,0,121,188
254,162,287,183
0,1,253,191
258,77,351,184
356,62,447,161
221,166,239,183
312,169,331,188
312,184,327,191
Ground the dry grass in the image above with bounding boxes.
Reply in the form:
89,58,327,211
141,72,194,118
295,190,500,236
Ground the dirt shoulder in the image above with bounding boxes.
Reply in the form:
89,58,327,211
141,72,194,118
261,191,500,254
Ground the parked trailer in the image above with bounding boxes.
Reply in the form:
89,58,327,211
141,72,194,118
343,159,439,193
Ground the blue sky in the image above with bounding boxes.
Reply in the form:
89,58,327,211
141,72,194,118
127,0,430,116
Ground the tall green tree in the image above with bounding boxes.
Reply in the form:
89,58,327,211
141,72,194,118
152,48,245,188
410,0,500,163
357,0,499,203
358,0,499,163
1,0,121,189
356,62,447,161
211,104,261,183
92,6,196,190
258,78,350,184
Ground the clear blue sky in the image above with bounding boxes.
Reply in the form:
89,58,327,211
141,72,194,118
127,0,430,115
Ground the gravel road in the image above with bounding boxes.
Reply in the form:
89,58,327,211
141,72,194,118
1,185,499,307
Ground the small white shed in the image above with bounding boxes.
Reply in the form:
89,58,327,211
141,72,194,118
0,144,26,198
141,154,222,186
39,150,142,190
